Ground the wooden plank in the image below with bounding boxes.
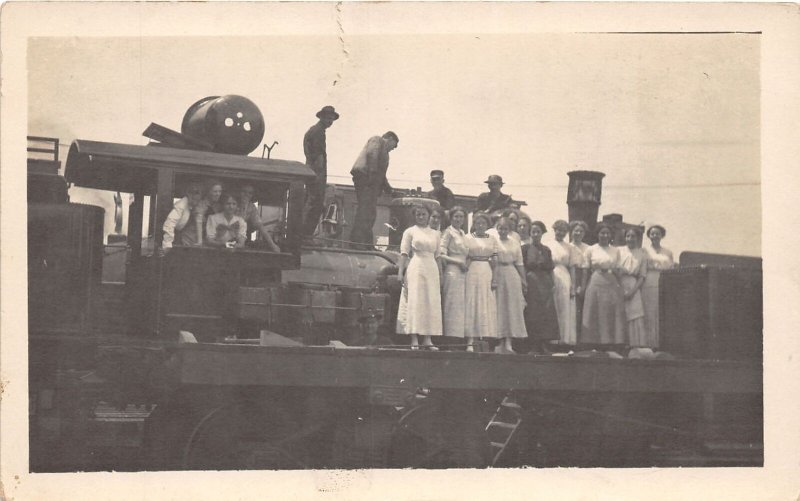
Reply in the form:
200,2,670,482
172,344,762,394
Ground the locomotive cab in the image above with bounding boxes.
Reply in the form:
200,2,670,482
65,139,314,341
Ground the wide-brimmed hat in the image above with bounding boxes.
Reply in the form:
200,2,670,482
316,105,340,120
485,175,504,185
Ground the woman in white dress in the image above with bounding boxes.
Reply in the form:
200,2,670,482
464,212,498,351
580,223,626,350
569,220,590,338
549,219,577,346
642,224,675,348
396,204,443,349
438,206,469,340
618,228,649,347
493,217,528,353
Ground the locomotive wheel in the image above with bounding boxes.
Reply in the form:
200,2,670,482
388,398,491,469
182,400,307,470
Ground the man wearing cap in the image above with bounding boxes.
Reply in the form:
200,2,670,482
302,105,339,237
476,174,513,213
349,131,399,249
426,170,455,210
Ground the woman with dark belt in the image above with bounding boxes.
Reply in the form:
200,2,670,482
438,206,469,340
493,217,528,353
580,223,626,353
618,228,648,348
464,212,498,352
642,224,675,348
522,221,559,354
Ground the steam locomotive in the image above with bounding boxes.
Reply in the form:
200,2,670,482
27,96,762,472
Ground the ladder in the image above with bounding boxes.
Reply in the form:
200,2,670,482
485,394,523,466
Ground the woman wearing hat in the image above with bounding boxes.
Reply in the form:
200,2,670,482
438,206,469,339
642,224,675,348
463,212,498,351
580,223,626,351
522,221,560,353
548,220,577,346
396,204,442,349
568,220,590,337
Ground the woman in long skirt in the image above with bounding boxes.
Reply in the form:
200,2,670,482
569,220,590,338
396,204,442,349
464,212,498,351
549,219,577,346
642,224,675,348
618,228,649,348
580,223,626,352
493,217,528,353
522,221,560,354
438,206,469,340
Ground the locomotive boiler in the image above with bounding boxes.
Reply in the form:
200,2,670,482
26,96,763,472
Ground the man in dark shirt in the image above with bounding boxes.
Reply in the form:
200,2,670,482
426,169,455,210
476,174,513,213
349,131,399,249
302,105,339,237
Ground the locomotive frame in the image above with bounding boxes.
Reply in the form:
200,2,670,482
27,128,763,472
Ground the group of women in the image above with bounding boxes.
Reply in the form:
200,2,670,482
396,203,675,355
162,179,280,252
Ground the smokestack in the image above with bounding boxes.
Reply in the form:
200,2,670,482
566,170,605,243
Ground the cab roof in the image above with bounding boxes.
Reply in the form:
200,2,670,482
65,139,314,194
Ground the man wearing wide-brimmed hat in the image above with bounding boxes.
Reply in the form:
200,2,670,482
476,174,512,213
302,105,340,237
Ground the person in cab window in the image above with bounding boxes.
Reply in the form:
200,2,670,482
206,193,247,249
238,184,280,252
162,182,204,252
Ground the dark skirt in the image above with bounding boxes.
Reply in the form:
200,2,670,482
524,270,559,341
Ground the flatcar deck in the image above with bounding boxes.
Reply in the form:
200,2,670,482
169,343,762,394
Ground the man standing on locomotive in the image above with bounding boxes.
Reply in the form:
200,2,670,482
349,131,399,250
302,105,340,237
427,169,456,230
426,169,455,210
476,175,513,214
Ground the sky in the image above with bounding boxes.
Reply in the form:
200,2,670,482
27,32,760,257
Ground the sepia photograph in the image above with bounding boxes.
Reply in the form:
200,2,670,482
2,2,799,500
